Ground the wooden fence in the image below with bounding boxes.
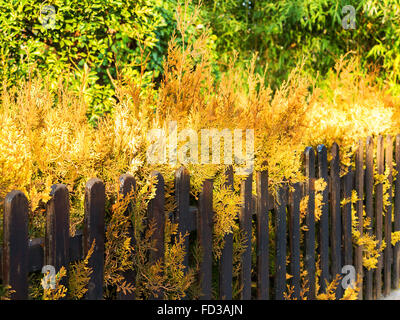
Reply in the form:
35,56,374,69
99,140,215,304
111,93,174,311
1,135,400,300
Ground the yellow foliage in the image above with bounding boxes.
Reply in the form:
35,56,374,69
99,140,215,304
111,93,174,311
68,240,95,300
42,267,68,300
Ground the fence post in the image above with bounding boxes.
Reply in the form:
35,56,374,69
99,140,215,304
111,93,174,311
317,145,329,292
275,183,287,300
289,182,301,299
304,147,316,299
365,136,374,299
384,135,393,297
220,166,234,300
394,135,400,290
84,178,105,300
198,179,213,300
330,143,342,298
256,166,269,300
45,184,70,295
3,190,29,300
118,174,136,300
355,139,364,299
240,173,252,300
375,135,384,299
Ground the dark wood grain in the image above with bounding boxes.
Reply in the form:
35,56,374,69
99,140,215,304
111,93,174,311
2,190,29,300
275,183,287,300
289,182,301,299
220,166,234,300
84,178,105,300
342,170,353,267
317,144,329,292
198,179,214,300
365,136,374,299
240,173,253,300
256,167,269,300
148,171,165,299
394,135,400,289
175,167,190,272
375,135,384,299
45,184,70,297
384,135,393,297
355,139,364,299
304,147,316,300
118,174,136,300
330,143,342,298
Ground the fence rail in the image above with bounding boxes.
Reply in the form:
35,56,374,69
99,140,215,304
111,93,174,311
2,134,400,300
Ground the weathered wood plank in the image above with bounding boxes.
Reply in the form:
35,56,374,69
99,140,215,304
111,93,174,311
148,171,165,299
256,167,269,300
317,144,329,292
394,134,400,289
375,135,384,299
175,167,190,273
84,178,105,300
3,190,29,300
198,179,214,300
304,147,316,300
342,170,353,267
45,184,70,297
148,171,165,264
330,143,342,299
355,139,364,299
289,182,301,299
220,166,234,300
240,173,253,300
275,183,287,300
118,174,136,300
365,136,374,299
384,135,393,297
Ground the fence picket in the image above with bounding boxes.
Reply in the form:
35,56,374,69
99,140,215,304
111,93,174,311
289,182,301,299
175,167,190,272
375,135,384,299
220,166,234,300
342,169,353,267
394,135,400,289
198,179,213,300
118,174,136,300
148,171,165,299
384,135,393,296
330,143,342,298
365,136,374,299
84,178,105,300
355,139,364,299
317,145,329,292
256,167,269,300
45,184,70,296
304,147,316,299
275,183,287,300
240,173,253,300
3,191,29,300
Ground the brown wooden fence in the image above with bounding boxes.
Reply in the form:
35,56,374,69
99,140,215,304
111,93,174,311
2,134,400,300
